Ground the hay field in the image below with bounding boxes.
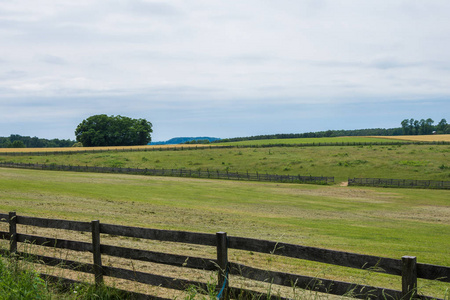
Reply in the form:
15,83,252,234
0,167,449,298
0,144,212,153
370,134,450,142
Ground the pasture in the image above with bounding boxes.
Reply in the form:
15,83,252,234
1,143,449,183
0,136,449,298
214,136,403,146
0,167,449,298
213,135,450,146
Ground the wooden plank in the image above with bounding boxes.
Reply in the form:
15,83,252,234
216,231,228,296
0,230,9,240
16,215,91,232
42,274,169,300
228,262,402,300
40,274,86,293
417,263,450,283
0,213,8,221
102,266,209,292
9,212,17,253
402,256,417,299
100,244,216,270
91,220,103,285
16,233,92,252
227,236,403,276
228,286,291,300
13,251,93,274
100,223,216,246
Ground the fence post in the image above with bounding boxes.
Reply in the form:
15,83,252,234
216,232,229,299
91,220,104,285
402,256,417,299
8,212,17,254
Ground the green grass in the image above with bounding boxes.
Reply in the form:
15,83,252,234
2,143,449,183
0,254,131,299
0,168,448,264
0,255,50,299
0,167,449,297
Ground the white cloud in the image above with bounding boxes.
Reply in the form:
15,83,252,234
0,0,449,140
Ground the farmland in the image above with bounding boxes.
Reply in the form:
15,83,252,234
1,140,449,183
214,136,403,146
0,136,449,298
0,167,449,298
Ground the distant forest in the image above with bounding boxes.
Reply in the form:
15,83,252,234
0,134,76,148
217,118,449,143
216,128,404,143
2,118,448,147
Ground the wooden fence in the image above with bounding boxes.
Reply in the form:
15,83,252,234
348,178,450,190
0,162,334,184
1,212,448,299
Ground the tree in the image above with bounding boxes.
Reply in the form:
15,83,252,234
437,119,449,133
401,119,410,135
424,118,434,134
75,115,153,146
414,119,421,135
9,140,26,148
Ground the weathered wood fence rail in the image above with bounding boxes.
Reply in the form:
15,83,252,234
1,212,448,299
349,178,450,190
0,162,334,184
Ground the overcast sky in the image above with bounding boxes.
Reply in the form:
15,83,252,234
1,1,449,141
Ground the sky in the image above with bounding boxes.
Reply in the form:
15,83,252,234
1,1,450,142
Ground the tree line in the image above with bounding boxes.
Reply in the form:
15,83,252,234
401,118,449,135
216,128,404,143
1,115,153,148
2,116,448,148
0,134,76,148
217,118,449,143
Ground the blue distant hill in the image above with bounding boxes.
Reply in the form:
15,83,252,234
150,137,221,145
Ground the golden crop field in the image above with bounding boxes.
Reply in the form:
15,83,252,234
0,144,213,153
370,134,450,142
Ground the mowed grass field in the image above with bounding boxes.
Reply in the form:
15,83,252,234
214,135,450,146
0,167,449,297
214,136,402,146
0,136,449,297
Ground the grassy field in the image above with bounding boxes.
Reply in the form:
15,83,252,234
0,136,449,298
0,167,449,298
214,136,404,146
0,135,448,154
214,135,450,146
1,143,449,183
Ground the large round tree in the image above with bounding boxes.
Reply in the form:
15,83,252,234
75,115,153,146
